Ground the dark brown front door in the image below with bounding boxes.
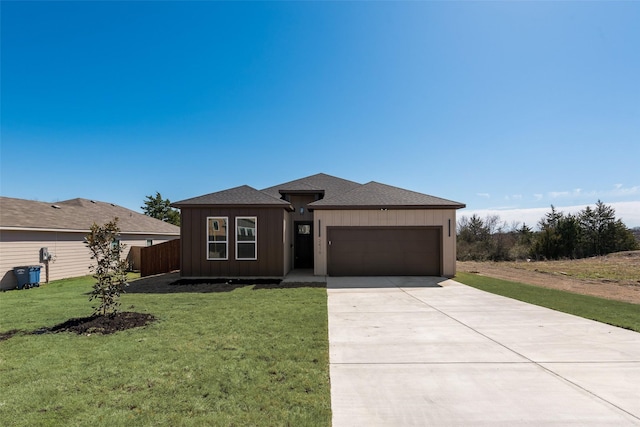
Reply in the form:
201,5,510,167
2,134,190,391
294,221,314,269
327,226,441,276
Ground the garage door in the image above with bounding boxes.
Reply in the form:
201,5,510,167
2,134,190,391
327,226,441,276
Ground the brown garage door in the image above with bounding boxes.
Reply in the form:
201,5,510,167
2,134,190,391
327,226,441,276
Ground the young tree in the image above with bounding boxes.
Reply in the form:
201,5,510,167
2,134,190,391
85,218,129,316
142,192,180,226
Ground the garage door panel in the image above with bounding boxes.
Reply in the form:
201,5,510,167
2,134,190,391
327,227,441,276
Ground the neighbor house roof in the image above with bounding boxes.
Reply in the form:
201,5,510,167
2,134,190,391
0,197,180,235
172,185,293,210
261,173,361,200
309,181,466,210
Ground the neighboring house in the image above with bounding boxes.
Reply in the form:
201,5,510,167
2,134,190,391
172,173,465,278
0,197,180,289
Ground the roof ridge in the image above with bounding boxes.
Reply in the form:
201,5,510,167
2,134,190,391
260,173,362,200
312,182,364,204
309,180,465,208
173,184,292,207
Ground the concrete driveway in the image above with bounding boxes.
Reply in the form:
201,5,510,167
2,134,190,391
328,277,640,426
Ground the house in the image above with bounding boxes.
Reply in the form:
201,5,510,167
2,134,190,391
172,173,465,278
0,197,180,289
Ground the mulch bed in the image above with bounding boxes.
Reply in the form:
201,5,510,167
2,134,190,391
1,312,156,341
0,329,20,341
125,275,326,293
171,278,282,286
36,312,156,336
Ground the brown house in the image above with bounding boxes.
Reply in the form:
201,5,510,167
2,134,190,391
173,173,465,278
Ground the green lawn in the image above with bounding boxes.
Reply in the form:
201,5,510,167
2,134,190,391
455,272,640,333
0,275,331,426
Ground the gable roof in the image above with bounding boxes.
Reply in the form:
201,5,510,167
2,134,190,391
261,173,361,200
172,185,293,209
0,197,180,235
309,181,466,209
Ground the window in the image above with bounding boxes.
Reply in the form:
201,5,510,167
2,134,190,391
298,224,311,235
207,217,228,260
236,217,257,260
146,239,153,247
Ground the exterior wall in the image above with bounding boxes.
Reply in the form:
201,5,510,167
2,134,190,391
288,195,316,221
283,214,292,275
285,194,317,270
0,229,178,290
313,209,458,277
180,207,286,278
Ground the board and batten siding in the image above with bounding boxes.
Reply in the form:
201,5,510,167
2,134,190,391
179,207,286,278
313,209,458,277
283,213,293,275
0,229,178,290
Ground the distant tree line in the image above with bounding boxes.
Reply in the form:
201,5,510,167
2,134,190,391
457,200,639,261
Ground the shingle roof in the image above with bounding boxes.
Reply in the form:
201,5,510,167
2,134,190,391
261,173,361,200
0,197,180,234
172,174,464,211
172,185,293,209
308,181,466,209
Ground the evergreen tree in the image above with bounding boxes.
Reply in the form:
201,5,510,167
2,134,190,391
532,201,638,260
142,192,180,226
533,206,562,259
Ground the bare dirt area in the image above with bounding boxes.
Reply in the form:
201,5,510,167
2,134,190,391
458,251,640,304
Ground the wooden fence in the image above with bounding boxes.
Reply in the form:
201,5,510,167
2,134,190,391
141,239,180,277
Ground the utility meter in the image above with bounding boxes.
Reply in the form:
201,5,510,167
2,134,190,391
40,247,52,263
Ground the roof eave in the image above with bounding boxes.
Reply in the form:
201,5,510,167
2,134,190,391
309,204,466,210
0,226,180,235
278,189,325,196
172,203,294,212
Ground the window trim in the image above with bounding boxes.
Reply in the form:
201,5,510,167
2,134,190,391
236,216,257,260
206,216,228,261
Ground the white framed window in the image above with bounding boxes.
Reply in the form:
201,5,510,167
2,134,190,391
207,217,228,260
236,216,257,260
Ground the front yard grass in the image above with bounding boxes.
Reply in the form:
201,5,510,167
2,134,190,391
455,272,640,333
0,275,331,426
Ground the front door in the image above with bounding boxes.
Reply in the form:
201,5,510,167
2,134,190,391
294,221,314,269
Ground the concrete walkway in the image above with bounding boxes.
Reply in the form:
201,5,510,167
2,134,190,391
328,277,640,426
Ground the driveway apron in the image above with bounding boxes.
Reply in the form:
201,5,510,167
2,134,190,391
327,277,640,426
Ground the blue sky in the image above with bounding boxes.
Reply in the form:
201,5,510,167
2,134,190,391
2,1,639,228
